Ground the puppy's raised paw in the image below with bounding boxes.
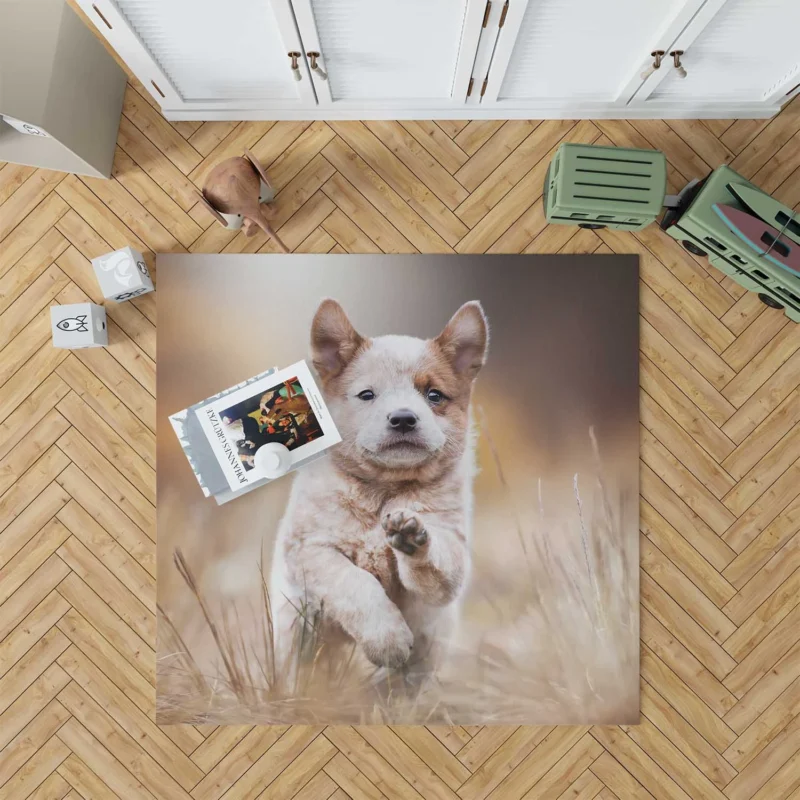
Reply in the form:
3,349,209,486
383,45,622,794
383,509,428,556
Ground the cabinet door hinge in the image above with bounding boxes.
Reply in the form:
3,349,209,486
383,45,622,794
482,0,492,27
467,77,474,97
480,77,488,97
499,0,509,27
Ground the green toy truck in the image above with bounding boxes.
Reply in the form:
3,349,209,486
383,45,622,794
544,142,800,322
659,165,800,323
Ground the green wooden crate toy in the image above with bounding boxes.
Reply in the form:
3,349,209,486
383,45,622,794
543,143,667,231
544,142,800,322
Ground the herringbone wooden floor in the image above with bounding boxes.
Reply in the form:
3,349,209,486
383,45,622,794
2,68,800,798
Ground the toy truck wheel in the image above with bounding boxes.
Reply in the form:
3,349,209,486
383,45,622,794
578,223,606,229
758,293,784,310
682,240,708,257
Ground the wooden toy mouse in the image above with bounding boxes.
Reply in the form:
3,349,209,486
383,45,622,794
198,148,289,253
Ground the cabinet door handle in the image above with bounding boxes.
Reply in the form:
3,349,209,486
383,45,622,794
670,50,687,79
307,52,328,81
288,51,302,81
640,50,665,80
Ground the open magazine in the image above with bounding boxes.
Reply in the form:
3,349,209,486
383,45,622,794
169,361,341,504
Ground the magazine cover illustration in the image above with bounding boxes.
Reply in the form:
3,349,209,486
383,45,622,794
195,360,340,491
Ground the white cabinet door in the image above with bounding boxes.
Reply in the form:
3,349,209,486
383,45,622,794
479,0,707,110
75,0,316,113
632,0,800,109
289,0,486,109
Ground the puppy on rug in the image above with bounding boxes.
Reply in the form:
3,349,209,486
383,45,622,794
271,298,489,682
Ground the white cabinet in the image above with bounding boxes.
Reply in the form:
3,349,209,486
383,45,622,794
290,0,486,109
631,0,800,109
78,0,316,112
76,0,800,120
479,0,799,115
479,0,705,107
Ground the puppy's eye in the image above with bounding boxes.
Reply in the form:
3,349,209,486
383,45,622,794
357,389,375,401
426,389,445,404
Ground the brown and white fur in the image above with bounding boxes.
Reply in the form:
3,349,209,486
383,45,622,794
270,299,489,678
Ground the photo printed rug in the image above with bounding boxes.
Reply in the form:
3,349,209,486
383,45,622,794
156,254,639,725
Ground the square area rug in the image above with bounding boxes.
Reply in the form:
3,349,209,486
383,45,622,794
156,254,639,725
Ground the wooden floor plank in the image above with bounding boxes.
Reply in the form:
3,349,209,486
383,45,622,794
186,121,239,157
0,733,70,799
455,119,580,231
641,392,735,501
322,752,386,800
400,120,469,175
55,427,154,540
56,572,154,682
0,698,71,789
640,615,737,719
723,530,800,616
0,664,70,753
454,121,506,155
0,170,66,242
0,454,70,545
640,682,737,790
55,464,155,576
116,115,201,212
0,591,70,682
110,147,202,249
640,500,735,609
0,163,37,206
189,726,289,800
321,172,416,254
364,120,469,210
488,728,595,800
725,573,800,671
641,535,736,644
57,753,119,800
0,193,69,278
590,754,654,799
56,652,202,792
121,85,202,175
0,228,68,317
56,536,153,645
56,716,158,800
329,122,469,246
56,607,154,714
323,134,455,251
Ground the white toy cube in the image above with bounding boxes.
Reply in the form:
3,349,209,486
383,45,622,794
51,303,107,349
91,246,154,302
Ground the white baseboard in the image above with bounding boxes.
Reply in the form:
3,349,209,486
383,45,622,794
163,103,780,122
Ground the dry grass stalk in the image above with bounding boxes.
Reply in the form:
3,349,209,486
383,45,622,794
158,426,638,725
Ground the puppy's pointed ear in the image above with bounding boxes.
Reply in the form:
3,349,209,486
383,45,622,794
311,299,365,381
435,301,488,379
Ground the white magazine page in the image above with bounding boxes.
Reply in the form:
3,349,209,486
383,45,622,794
195,360,341,491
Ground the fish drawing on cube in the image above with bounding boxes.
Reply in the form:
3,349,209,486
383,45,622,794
51,303,107,349
92,246,154,302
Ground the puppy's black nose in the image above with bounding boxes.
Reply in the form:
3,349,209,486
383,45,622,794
388,409,418,434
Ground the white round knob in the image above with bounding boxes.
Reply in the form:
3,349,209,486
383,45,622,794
670,51,687,79
640,64,656,80
254,442,292,478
